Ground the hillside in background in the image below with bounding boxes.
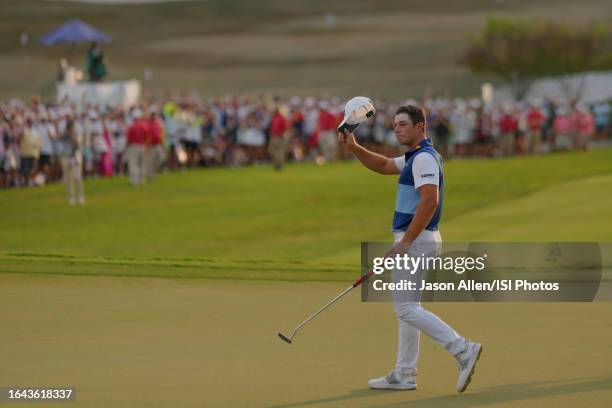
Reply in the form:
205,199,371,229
1,0,611,100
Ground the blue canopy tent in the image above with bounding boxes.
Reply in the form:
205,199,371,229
40,18,111,45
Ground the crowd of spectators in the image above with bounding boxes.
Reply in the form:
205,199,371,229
1,94,610,195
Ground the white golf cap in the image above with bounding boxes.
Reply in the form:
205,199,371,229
338,96,375,133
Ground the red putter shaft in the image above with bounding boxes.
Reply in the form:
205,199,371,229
352,270,374,287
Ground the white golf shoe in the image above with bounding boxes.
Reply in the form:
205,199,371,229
368,371,417,390
456,341,482,393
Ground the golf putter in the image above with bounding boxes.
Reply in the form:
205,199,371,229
278,270,374,344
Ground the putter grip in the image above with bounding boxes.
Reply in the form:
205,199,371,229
352,271,374,287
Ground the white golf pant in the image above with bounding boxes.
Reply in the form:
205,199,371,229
392,229,466,376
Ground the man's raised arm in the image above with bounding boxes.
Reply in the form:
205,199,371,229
338,129,400,175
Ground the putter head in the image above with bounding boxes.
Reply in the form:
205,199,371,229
278,332,292,344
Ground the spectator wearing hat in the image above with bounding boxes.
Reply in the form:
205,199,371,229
449,102,472,157
88,110,111,176
36,112,55,183
267,105,289,171
317,101,338,162
145,107,165,181
525,105,545,155
58,119,85,205
126,109,147,186
19,117,41,187
499,109,519,156
179,107,203,168
237,111,266,164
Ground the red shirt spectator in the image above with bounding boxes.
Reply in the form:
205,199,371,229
145,117,164,145
291,109,304,125
269,110,288,138
127,119,147,145
526,107,545,132
499,113,519,134
318,109,336,131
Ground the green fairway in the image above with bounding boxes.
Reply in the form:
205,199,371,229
1,274,612,408
444,173,612,241
2,150,612,407
1,149,611,280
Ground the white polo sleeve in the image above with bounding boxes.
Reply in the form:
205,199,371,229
412,152,439,189
393,155,406,172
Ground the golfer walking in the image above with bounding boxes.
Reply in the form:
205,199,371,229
338,105,482,393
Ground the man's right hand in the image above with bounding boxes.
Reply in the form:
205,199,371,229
338,129,357,149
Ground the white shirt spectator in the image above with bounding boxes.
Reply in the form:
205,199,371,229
37,122,54,156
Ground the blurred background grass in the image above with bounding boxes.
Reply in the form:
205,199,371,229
1,0,611,100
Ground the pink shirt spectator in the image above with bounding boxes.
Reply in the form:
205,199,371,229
576,111,594,136
553,115,572,135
